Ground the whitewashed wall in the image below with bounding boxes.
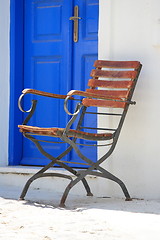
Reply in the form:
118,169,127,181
98,0,160,200
0,0,10,166
0,0,160,200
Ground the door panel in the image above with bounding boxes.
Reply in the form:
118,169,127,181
21,0,99,167
21,0,73,165
34,4,62,41
82,0,99,40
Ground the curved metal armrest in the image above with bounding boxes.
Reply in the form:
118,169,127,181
18,88,74,113
64,90,136,115
64,90,94,115
64,89,107,115
65,89,136,105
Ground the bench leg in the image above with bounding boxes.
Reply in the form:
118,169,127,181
57,161,93,197
59,166,96,207
19,172,74,201
81,178,93,196
60,177,84,207
19,173,92,203
19,164,93,202
19,174,37,200
19,135,93,201
97,166,132,201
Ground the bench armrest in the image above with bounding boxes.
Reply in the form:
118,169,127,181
66,90,136,103
64,90,136,115
22,88,74,99
66,90,109,100
18,88,74,113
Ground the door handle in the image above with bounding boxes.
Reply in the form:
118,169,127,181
69,5,81,42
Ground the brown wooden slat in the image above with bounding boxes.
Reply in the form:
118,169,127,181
86,89,129,99
82,98,126,108
18,125,113,141
94,60,141,69
88,79,133,89
91,69,138,79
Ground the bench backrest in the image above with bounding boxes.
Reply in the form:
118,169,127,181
82,60,142,109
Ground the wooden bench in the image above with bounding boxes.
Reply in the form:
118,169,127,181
18,60,142,207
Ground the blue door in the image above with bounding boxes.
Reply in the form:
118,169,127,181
21,0,99,167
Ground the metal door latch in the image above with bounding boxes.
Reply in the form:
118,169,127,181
69,6,81,42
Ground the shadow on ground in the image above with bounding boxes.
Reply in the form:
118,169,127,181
0,184,160,215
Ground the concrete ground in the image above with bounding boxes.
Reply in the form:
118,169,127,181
0,184,160,240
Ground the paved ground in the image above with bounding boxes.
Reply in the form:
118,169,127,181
0,184,160,240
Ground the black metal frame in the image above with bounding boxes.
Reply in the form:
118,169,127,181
18,64,142,207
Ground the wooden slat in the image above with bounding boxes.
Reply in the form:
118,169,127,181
18,125,113,141
88,79,133,89
82,98,126,108
86,89,129,99
94,60,141,69
91,69,138,79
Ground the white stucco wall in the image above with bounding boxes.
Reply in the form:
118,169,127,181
98,0,160,200
0,0,10,166
0,0,160,200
